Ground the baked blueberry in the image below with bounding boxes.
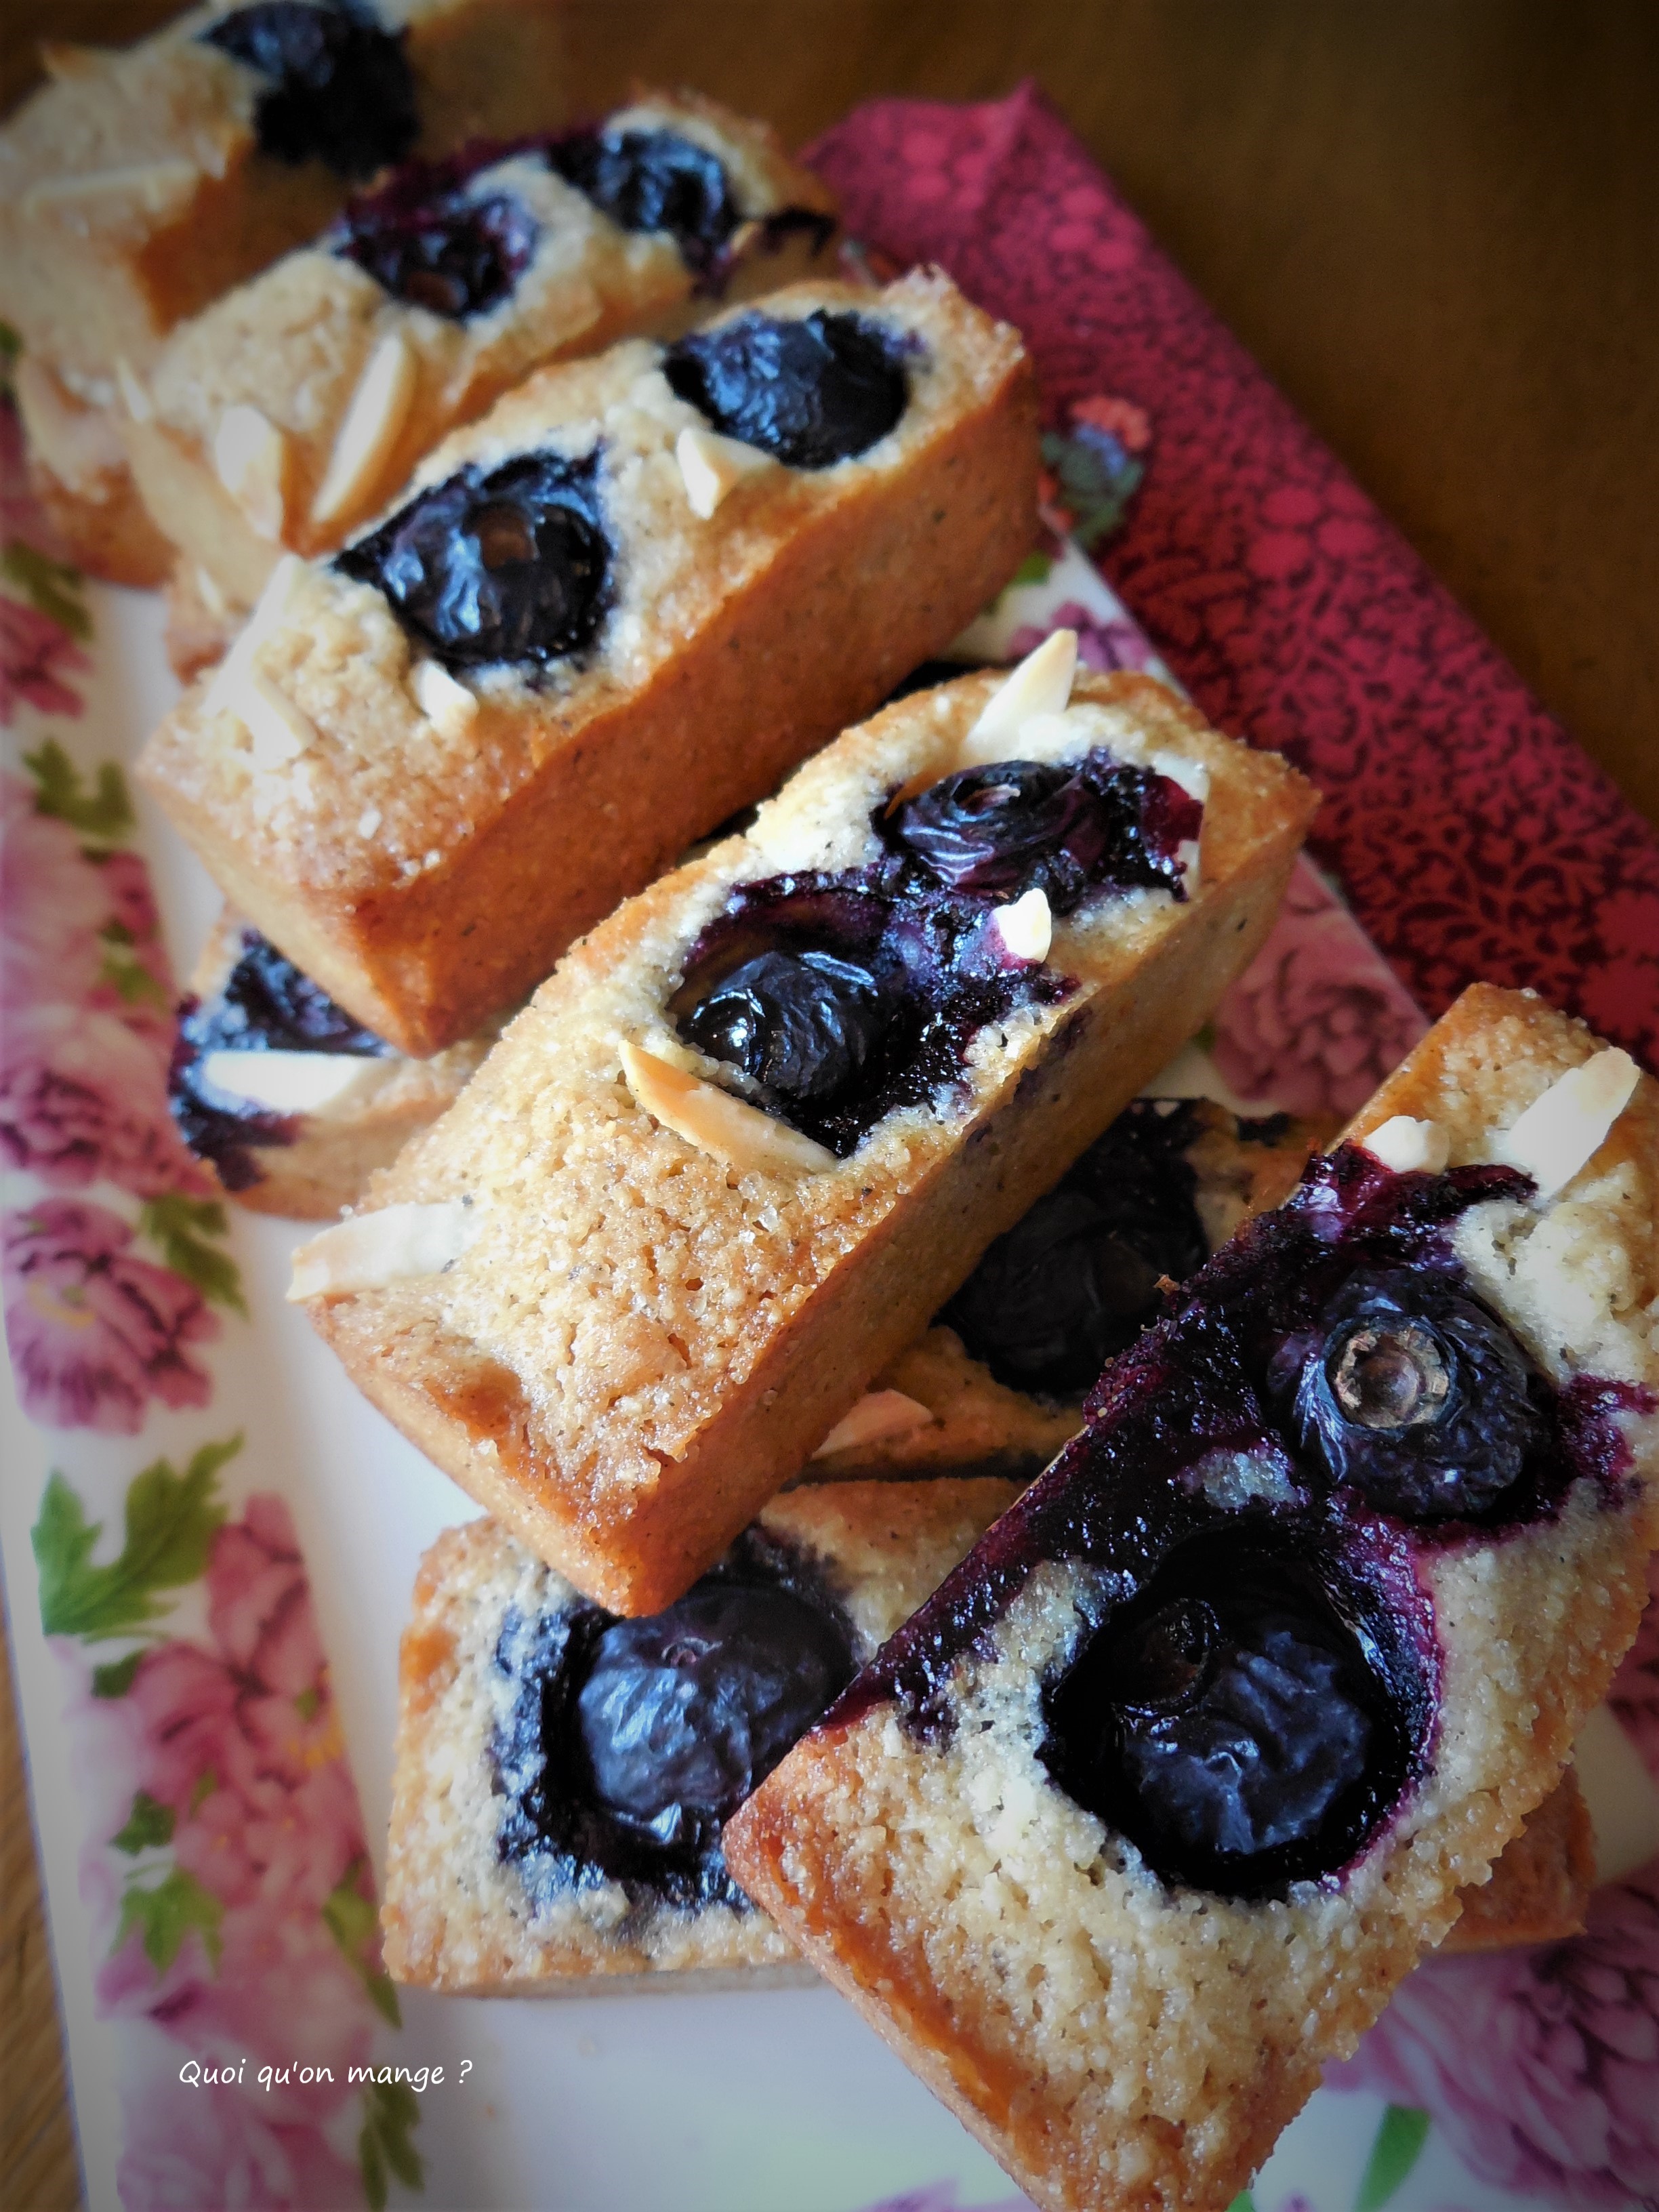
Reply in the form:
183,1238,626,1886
493,1534,853,1910
885,751,1202,913
331,152,540,318
673,871,1071,1158
940,1100,1207,1393
679,948,887,1105
202,2,417,179
1291,1266,1546,1520
663,310,907,468
578,1584,853,1828
1042,1549,1402,1896
335,448,611,669
547,128,738,272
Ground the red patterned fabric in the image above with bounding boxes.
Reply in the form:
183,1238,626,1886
808,85,1659,1069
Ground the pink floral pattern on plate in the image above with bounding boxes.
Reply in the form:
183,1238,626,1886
1329,1559,1659,2212
4,395,415,2208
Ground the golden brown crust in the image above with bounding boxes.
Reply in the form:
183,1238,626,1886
24,445,173,590
123,91,840,598
306,667,1317,1613
140,271,1042,1055
1441,1767,1593,1952
0,2,565,380
382,1481,1020,1994
724,986,1659,2212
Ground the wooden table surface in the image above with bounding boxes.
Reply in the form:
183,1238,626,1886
3,5,1655,2205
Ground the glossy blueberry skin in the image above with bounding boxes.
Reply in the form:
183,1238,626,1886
884,750,1201,914
493,1531,854,1912
578,1584,853,1828
202,2,417,179
663,311,908,468
672,870,1070,1159
678,948,888,1105
547,129,737,271
1044,1544,1401,1896
1289,1265,1547,1520
335,448,610,670
940,1100,1208,1395
331,150,540,319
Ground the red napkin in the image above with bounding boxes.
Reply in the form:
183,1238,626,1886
808,85,1659,1071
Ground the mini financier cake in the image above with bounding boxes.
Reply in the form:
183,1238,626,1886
123,93,839,605
811,1096,1336,1486
293,649,1317,1613
140,270,1041,1055
169,909,496,1218
384,1479,1021,1992
1,0,561,582
724,984,1658,2212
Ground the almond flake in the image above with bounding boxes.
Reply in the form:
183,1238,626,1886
811,1390,937,1459
958,629,1078,766
201,552,302,718
675,425,773,518
213,404,287,540
993,886,1052,963
114,356,152,422
310,331,417,526
201,1049,377,1115
288,1198,477,1301
1176,836,1203,893
24,158,199,217
1361,1115,1450,1174
194,564,228,617
619,1040,836,1177
411,657,478,739
1490,1046,1640,1202
233,669,318,769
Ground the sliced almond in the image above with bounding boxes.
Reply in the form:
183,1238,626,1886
812,1389,937,1459
1490,1047,1640,1202
24,158,199,217
1176,836,1203,894
213,404,287,541
232,669,318,769
288,1198,476,1302
619,1040,836,1177
958,629,1078,766
411,657,478,740
194,564,228,619
675,425,773,519
310,331,417,527
993,886,1052,963
113,356,152,423
201,552,302,718
200,1049,378,1115
1361,1115,1450,1175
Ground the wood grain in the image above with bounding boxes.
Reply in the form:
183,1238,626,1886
1,1,1654,2195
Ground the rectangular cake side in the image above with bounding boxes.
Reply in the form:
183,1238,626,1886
382,1479,1023,1994
138,271,1041,1054
722,985,1659,2212
303,666,1317,1612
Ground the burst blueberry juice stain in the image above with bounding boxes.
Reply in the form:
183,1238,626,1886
832,1146,1649,1900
